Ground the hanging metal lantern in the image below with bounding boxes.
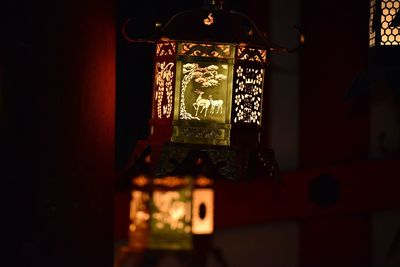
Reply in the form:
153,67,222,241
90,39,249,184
124,0,303,181
115,1,302,265
348,0,400,98
368,0,400,66
369,0,400,48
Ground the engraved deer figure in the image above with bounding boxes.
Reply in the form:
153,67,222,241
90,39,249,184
208,95,224,114
193,89,210,117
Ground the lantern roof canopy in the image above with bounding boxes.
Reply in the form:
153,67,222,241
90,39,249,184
125,0,303,52
157,8,284,51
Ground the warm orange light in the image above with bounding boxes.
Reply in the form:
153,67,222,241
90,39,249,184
152,190,192,232
204,13,214,26
192,189,214,234
195,176,213,187
132,176,150,187
371,0,400,46
153,176,190,187
129,191,150,233
380,0,400,45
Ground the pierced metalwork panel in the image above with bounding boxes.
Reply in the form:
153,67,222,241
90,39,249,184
178,43,233,58
236,46,267,63
232,65,264,125
380,0,400,45
153,60,176,119
370,0,377,47
156,42,177,57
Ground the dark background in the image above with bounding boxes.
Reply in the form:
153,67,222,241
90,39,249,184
2,0,399,266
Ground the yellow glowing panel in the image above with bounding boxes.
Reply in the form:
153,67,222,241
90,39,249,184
152,191,191,231
192,189,214,235
178,62,228,122
149,189,192,250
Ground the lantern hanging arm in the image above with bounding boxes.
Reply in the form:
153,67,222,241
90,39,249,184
229,10,305,53
121,18,158,44
121,5,305,53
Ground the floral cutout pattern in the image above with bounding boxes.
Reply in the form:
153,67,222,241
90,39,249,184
233,66,264,125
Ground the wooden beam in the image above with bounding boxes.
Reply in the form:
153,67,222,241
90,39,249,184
215,159,400,227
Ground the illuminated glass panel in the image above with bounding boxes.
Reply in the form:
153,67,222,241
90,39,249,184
178,62,229,123
380,0,400,45
192,189,214,235
149,189,192,250
172,42,234,145
233,66,264,125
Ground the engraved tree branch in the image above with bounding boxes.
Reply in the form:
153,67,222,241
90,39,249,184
180,63,226,120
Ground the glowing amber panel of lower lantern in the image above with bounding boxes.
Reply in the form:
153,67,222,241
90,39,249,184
192,188,214,235
149,189,192,250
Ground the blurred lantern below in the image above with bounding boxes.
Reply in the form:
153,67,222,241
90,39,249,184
128,175,214,251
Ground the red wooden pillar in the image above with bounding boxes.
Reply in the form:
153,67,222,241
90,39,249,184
299,0,372,265
299,0,370,168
